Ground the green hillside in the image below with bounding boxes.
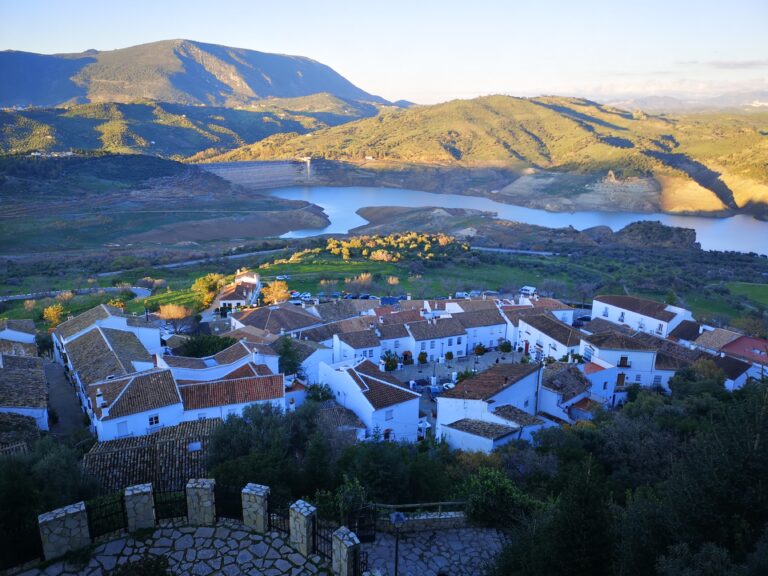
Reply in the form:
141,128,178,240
205,95,768,213
0,39,387,107
0,95,379,158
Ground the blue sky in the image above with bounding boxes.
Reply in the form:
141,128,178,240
1,0,766,103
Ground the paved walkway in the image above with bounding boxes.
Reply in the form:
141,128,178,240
364,528,507,576
45,362,85,437
17,520,330,576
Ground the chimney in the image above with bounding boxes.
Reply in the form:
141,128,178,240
96,388,105,408
406,293,412,301
280,328,285,336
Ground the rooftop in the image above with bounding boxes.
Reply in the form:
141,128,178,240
233,304,321,334
0,355,46,409
55,304,152,341
309,300,376,323
722,335,768,366
337,330,381,349
346,359,420,410
542,363,591,401
584,331,657,351
0,319,36,335
694,328,743,351
0,339,38,357
520,314,582,347
443,418,518,440
82,419,221,493
178,375,284,410
406,318,465,341
594,295,677,322
493,404,543,426
454,309,507,328
712,355,752,380
218,282,253,302
66,327,148,385
668,320,702,341
88,369,182,420
441,363,540,400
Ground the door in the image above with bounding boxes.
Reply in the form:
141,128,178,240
617,373,626,387
524,341,529,355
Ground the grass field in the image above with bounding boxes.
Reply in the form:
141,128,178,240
727,282,768,306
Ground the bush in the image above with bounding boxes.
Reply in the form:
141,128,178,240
474,344,487,356
461,467,538,528
498,341,513,353
445,351,454,361
418,351,428,365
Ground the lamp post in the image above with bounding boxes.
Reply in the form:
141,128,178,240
390,512,406,576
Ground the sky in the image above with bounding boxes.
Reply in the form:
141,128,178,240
1,0,766,104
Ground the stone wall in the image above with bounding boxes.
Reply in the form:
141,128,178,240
332,526,360,576
289,500,316,557
38,501,90,561
242,483,269,533
186,478,215,526
124,483,155,532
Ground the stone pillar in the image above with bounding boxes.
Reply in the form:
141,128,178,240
289,499,317,557
242,483,270,533
186,478,215,526
332,526,360,576
38,501,91,561
124,483,155,532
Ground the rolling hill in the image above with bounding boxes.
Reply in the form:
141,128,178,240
204,95,768,216
0,39,387,107
0,94,381,158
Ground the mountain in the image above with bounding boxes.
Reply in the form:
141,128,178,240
204,95,768,215
0,39,387,107
0,95,381,157
606,91,768,113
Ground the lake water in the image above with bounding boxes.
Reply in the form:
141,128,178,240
269,186,768,254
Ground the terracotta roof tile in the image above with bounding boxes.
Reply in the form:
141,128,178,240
378,324,409,340
695,328,744,352
178,375,284,410
407,318,465,341
441,363,540,400
89,369,181,420
669,320,702,341
0,356,46,409
722,336,768,366
594,295,676,322
0,339,38,357
542,363,590,401
347,360,419,410
493,404,543,426
520,315,582,347
443,418,518,440
0,319,36,335
454,309,507,328
233,304,321,334
338,330,380,349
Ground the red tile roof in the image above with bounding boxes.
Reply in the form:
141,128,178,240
178,375,284,410
594,295,676,322
346,360,420,410
722,336,768,366
89,369,182,420
441,363,540,400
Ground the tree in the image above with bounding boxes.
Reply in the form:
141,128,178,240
23,299,35,312
262,281,290,305
474,343,487,356
276,336,300,375
498,340,513,353
417,351,428,365
157,304,190,333
445,351,454,362
43,303,64,326
191,273,226,307
35,332,52,357
461,467,539,528
178,334,236,358
382,350,400,372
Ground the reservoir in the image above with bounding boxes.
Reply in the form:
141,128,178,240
268,186,768,255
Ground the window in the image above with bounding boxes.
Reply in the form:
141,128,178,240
394,340,400,349
148,414,159,426
657,323,664,334
198,413,206,420
117,421,128,437
227,408,237,416
430,340,435,349
385,409,393,421
420,342,426,351
524,399,529,408
634,374,641,382
653,375,662,386
457,337,462,345
448,338,453,346
619,356,630,368
603,381,608,390
618,312,625,323
602,307,609,317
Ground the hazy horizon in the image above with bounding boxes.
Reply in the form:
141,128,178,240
1,0,767,105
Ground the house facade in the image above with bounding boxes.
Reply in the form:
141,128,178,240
591,295,694,338
318,359,421,442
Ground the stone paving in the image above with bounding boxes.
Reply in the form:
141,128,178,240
16,519,330,576
363,528,508,576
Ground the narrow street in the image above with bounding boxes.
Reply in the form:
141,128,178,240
45,361,86,437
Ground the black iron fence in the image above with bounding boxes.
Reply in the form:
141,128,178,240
85,494,127,539
154,489,186,521
268,495,290,534
354,549,369,576
214,484,243,521
313,518,335,560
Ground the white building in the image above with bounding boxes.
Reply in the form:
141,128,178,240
591,295,693,338
406,318,466,363
157,340,279,382
454,309,509,353
0,319,36,344
86,369,183,441
377,323,412,360
436,363,547,452
53,304,162,364
318,359,421,442
539,363,605,423
518,314,582,360
580,331,658,389
332,330,382,363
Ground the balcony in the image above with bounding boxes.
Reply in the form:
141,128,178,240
617,360,632,368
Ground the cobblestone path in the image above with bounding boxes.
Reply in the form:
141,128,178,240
16,520,330,576
363,528,507,576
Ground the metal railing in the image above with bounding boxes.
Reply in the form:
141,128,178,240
268,495,290,534
214,484,243,521
86,494,127,539
313,518,335,560
154,489,187,520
